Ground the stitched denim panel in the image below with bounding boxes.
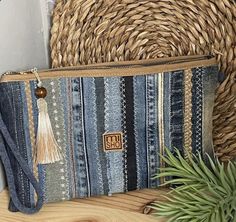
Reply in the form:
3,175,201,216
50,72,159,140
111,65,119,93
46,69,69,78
170,70,184,154
124,77,137,191
191,68,203,154
163,73,171,151
162,73,172,182
60,78,73,199
202,65,219,161
95,78,109,195
146,75,159,188
0,82,31,209
72,78,90,198
21,83,35,204
104,77,124,194
120,77,128,191
133,76,148,189
83,77,104,196
39,79,69,203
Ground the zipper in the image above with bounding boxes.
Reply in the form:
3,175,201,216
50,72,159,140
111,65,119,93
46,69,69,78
1,55,215,82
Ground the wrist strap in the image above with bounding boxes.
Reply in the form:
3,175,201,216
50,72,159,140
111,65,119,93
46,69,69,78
0,113,43,214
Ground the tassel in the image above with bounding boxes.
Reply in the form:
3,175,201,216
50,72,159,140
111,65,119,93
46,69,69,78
34,85,62,165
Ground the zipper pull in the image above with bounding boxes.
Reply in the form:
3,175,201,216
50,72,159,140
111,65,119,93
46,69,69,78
32,68,62,165
3,68,38,76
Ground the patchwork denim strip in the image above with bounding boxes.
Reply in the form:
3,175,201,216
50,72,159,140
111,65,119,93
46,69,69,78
163,73,172,182
72,78,90,198
191,68,203,154
170,70,184,155
63,79,74,198
95,78,109,195
41,79,69,202
0,83,31,210
15,83,31,206
83,77,104,196
163,73,171,151
124,77,137,191
202,65,219,160
158,73,165,185
146,75,159,188
61,78,74,199
21,83,35,204
104,77,124,194
120,77,128,191
133,76,148,189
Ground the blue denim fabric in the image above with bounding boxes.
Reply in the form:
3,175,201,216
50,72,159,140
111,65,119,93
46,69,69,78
170,70,184,155
0,83,32,211
146,74,160,188
133,76,148,189
163,72,172,151
104,77,124,194
72,78,90,197
0,62,219,214
95,78,109,195
191,67,203,154
0,83,43,214
21,84,35,204
60,78,74,199
82,77,104,196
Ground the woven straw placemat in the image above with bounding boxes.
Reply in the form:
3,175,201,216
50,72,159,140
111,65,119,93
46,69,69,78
50,0,236,162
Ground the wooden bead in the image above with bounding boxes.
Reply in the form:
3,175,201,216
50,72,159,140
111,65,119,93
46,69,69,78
35,87,47,98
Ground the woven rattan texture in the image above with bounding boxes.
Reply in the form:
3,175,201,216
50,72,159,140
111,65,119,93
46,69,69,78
50,0,236,162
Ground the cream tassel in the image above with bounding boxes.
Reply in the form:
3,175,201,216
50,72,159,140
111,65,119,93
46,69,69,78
35,98,62,164
33,68,62,164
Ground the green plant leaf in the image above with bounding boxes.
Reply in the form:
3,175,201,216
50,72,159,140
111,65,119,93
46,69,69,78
151,147,236,222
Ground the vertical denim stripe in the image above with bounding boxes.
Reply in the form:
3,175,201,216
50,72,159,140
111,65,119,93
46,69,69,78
163,73,171,151
14,83,31,205
170,70,184,155
163,73,172,183
72,78,90,198
61,78,73,199
21,83,35,204
95,78,109,195
40,79,69,202
120,77,128,191
0,83,31,209
124,77,137,191
29,81,38,139
14,83,31,207
158,73,165,185
191,68,203,154
202,65,218,160
83,77,104,196
146,75,159,188
133,76,147,189
104,77,124,194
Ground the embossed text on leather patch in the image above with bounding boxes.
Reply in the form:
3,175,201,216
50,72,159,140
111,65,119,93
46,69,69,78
103,132,123,151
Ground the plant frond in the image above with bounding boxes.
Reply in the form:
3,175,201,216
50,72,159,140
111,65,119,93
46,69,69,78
151,147,236,222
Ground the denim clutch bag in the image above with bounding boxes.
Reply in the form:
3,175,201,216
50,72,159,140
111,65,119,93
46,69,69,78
0,55,219,214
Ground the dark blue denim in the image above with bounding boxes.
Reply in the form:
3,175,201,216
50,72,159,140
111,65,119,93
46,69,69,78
0,83,43,213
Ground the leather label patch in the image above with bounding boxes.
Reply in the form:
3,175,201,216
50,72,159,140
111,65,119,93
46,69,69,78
103,132,123,151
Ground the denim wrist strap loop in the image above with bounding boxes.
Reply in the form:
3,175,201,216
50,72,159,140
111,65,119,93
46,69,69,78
0,114,43,214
